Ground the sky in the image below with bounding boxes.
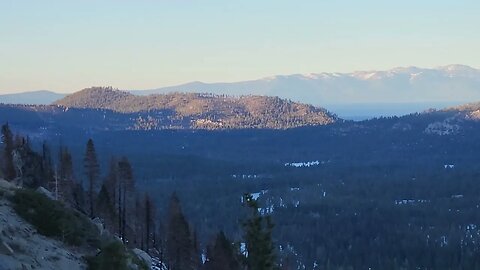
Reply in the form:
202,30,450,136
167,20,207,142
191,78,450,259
0,0,479,93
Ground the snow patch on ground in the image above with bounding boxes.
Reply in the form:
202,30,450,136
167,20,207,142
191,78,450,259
425,118,460,135
241,190,268,202
285,161,320,168
395,199,429,205
232,174,259,180
151,256,167,270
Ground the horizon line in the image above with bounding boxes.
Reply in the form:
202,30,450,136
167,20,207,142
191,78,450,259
1,63,478,95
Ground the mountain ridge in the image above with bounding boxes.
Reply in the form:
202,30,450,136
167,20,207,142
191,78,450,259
52,87,337,129
133,65,480,105
0,90,65,105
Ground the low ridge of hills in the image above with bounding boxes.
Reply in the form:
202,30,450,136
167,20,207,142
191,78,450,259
53,87,336,129
0,90,65,105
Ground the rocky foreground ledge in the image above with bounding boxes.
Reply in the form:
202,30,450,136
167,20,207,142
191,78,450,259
0,179,85,270
0,179,153,270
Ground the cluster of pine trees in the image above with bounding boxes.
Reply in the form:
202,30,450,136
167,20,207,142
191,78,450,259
0,123,281,270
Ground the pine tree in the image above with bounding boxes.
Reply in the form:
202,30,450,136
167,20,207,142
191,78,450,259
154,220,167,268
84,139,100,218
59,146,74,182
117,163,124,242
72,182,86,214
166,193,196,270
1,123,16,181
242,193,277,270
192,229,202,269
134,194,145,248
96,183,117,232
105,158,118,210
103,157,121,236
41,142,54,188
204,231,241,270
118,157,134,244
58,146,75,205
144,193,154,253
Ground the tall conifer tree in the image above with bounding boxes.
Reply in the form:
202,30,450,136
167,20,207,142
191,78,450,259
118,157,134,243
242,193,277,270
166,193,196,270
1,123,15,181
84,138,100,218
204,231,241,270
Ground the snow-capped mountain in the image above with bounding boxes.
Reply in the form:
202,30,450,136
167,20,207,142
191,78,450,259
134,65,480,105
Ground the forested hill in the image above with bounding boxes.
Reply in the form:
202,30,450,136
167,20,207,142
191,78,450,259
53,87,336,129
443,102,480,120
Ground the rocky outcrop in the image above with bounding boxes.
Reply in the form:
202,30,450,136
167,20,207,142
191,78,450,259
35,186,55,200
132,248,152,269
0,181,87,270
0,181,152,270
0,179,16,196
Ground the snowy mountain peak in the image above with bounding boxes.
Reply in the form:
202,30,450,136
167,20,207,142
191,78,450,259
440,64,477,72
351,71,381,80
134,65,480,105
438,64,480,78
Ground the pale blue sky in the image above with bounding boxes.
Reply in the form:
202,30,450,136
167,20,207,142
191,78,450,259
0,0,479,93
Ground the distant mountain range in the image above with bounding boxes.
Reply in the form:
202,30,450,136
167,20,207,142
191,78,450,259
136,64,480,104
1,65,479,118
0,90,65,105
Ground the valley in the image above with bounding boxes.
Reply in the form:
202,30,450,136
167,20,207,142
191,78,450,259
2,88,480,269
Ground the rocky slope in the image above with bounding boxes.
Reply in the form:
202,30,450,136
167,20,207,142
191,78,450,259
0,180,154,270
443,102,480,120
0,180,86,270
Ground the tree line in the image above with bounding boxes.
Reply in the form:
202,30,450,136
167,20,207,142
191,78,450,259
0,123,280,270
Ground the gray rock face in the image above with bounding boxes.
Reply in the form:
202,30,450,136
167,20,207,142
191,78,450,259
35,186,55,200
132,248,152,269
0,192,87,270
91,217,104,235
0,179,16,196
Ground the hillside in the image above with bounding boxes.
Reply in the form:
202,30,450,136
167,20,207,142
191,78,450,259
443,102,480,120
54,87,337,129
